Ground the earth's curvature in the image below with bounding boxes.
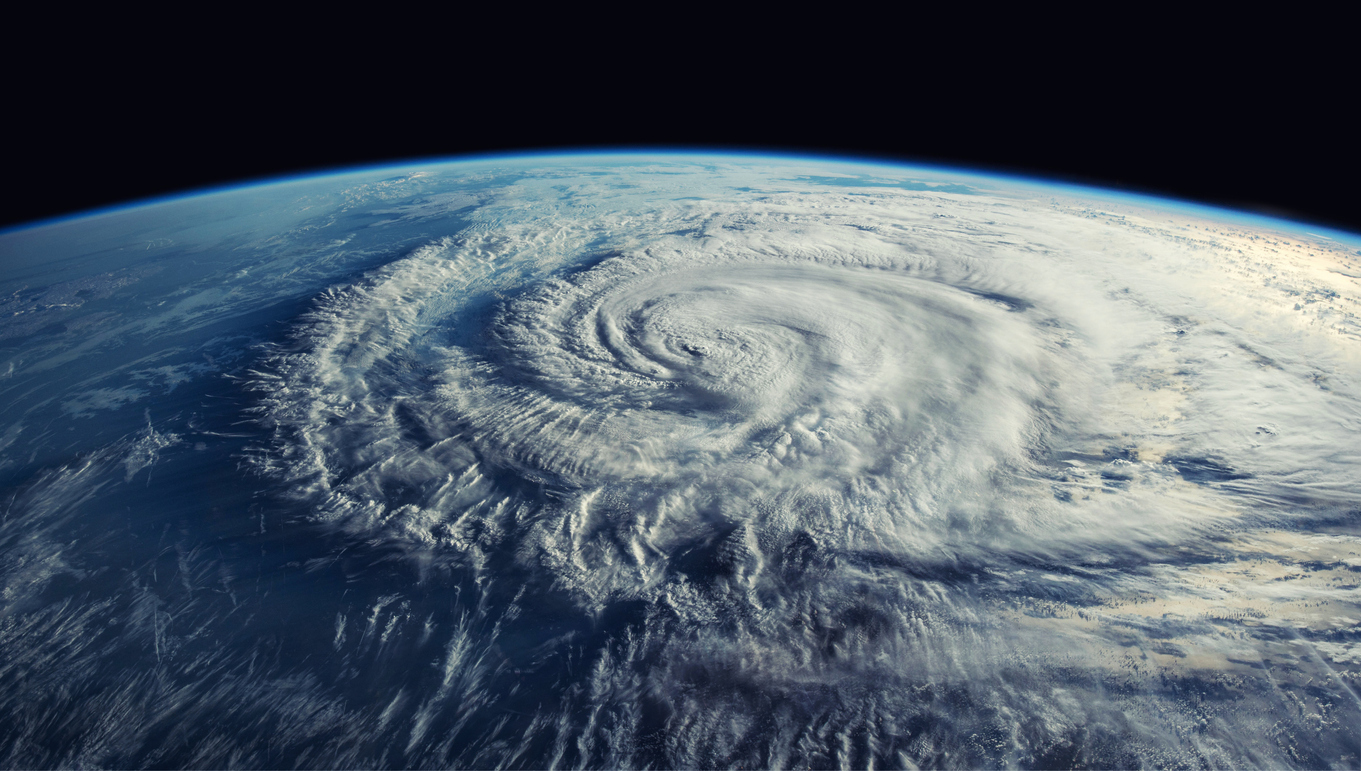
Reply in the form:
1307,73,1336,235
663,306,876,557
2,153,1361,768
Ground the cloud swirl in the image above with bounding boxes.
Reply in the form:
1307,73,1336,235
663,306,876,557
236,171,1361,766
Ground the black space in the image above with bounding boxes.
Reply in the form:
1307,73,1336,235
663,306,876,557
5,27,1354,236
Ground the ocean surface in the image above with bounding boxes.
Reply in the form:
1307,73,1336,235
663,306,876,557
2,154,1360,768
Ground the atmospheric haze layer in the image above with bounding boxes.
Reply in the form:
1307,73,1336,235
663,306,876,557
2,154,1361,769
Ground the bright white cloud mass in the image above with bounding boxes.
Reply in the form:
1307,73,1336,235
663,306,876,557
2,156,1360,768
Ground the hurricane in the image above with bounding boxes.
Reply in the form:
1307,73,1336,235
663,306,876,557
2,155,1360,768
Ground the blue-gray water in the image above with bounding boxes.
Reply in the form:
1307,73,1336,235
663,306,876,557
2,154,1360,768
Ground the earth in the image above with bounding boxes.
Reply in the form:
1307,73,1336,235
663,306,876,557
2,153,1360,769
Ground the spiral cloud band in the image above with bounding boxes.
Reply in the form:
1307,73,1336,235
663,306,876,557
243,164,1361,766
3,158,1360,767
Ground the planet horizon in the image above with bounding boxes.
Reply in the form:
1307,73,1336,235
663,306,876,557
2,152,1360,769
